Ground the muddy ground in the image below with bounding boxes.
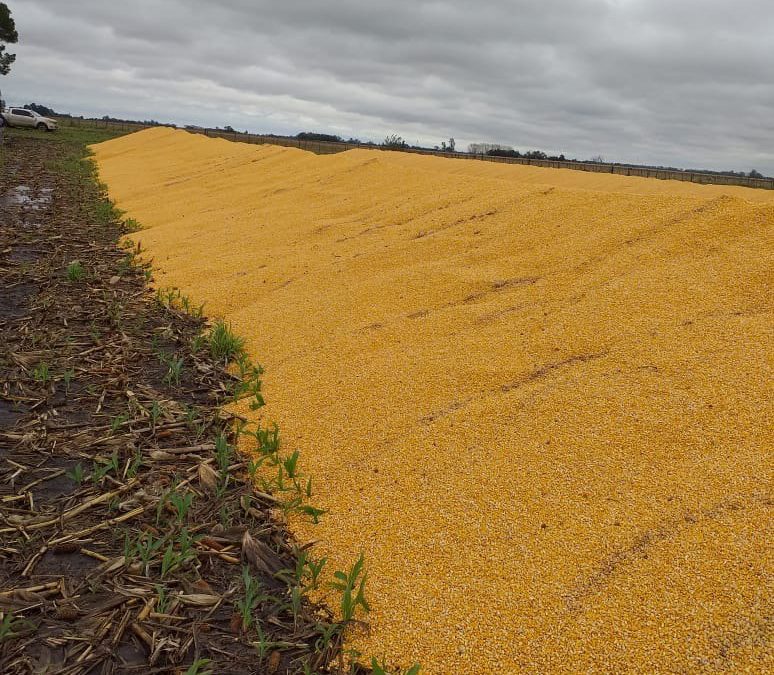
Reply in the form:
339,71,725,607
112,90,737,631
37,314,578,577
0,129,361,674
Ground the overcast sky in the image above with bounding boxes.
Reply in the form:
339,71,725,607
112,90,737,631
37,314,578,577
3,1,773,173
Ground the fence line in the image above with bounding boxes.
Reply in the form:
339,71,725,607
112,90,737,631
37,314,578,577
58,116,774,191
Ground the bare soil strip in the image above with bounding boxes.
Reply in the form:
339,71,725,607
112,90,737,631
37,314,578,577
0,131,354,673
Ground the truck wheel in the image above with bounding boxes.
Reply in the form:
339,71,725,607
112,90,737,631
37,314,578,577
36,122,46,131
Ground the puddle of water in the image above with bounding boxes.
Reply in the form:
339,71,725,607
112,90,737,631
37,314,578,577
0,281,38,318
6,185,53,211
36,550,96,579
8,246,41,263
0,399,26,427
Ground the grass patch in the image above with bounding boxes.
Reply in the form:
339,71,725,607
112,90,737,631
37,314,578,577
66,260,85,281
208,320,246,363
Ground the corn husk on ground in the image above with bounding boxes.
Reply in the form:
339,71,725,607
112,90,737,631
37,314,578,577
92,128,773,674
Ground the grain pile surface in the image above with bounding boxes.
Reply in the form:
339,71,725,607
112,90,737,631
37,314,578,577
92,128,773,674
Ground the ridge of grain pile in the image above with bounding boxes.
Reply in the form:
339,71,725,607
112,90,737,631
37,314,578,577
92,127,774,675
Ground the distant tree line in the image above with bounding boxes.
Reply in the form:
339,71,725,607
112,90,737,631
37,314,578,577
467,140,766,178
24,102,57,116
12,97,771,180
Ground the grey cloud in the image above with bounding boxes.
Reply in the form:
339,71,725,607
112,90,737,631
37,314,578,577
4,0,773,173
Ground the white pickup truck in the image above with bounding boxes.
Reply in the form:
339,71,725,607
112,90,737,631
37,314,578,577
0,107,58,131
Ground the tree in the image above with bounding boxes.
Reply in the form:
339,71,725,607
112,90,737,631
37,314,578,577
0,2,18,77
25,103,58,116
748,169,764,179
382,133,406,149
468,142,514,155
297,131,343,143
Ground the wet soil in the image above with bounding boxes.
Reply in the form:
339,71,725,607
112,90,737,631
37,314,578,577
0,133,354,674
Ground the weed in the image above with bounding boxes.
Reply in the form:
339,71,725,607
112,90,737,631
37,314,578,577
110,413,128,434
129,530,165,575
89,322,101,343
66,260,85,281
62,368,75,394
370,659,422,675
168,490,194,523
126,451,143,479
290,584,303,625
124,217,142,233
214,432,233,472
0,611,33,642
236,566,268,631
32,362,51,384
232,354,266,410
93,451,120,482
184,659,213,675
162,354,185,387
330,554,369,623
107,299,124,328
150,400,164,430
155,584,171,613
298,504,327,524
314,621,340,652
208,320,245,363
191,333,206,353
160,528,198,578
66,462,84,485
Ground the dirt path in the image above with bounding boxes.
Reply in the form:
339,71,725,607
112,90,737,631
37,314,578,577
0,131,355,673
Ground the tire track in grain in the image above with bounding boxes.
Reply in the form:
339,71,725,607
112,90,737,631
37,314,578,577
562,494,772,613
420,351,607,425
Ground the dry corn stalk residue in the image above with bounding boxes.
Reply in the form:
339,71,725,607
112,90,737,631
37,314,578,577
93,128,773,674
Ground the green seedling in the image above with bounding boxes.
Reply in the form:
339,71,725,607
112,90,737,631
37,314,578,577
314,621,341,653
184,659,213,675
298,504,327,525
246,423,280,457
130,530,165,575
126,451,143,479
236,566,269,631
93,450,120,482
191,333,206,353
231,354,266,409
150,400,164,430
32,362,51,384
215,472,231,499
164,356,184,386
290,584,303,625
370,659,422,675
160,528,198,578
0,611,34,642
110,413,128,434
155,584,171,614
168,490,194,523
66,463,84,486
283,451,300,481
66,260,85,281
330,554,370,623
124,217,142,233
62,368,75,394
208,320,245,363
214,432,233,472
304,555,328,591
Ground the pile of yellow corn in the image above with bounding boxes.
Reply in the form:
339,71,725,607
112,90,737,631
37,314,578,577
93,128,773,674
